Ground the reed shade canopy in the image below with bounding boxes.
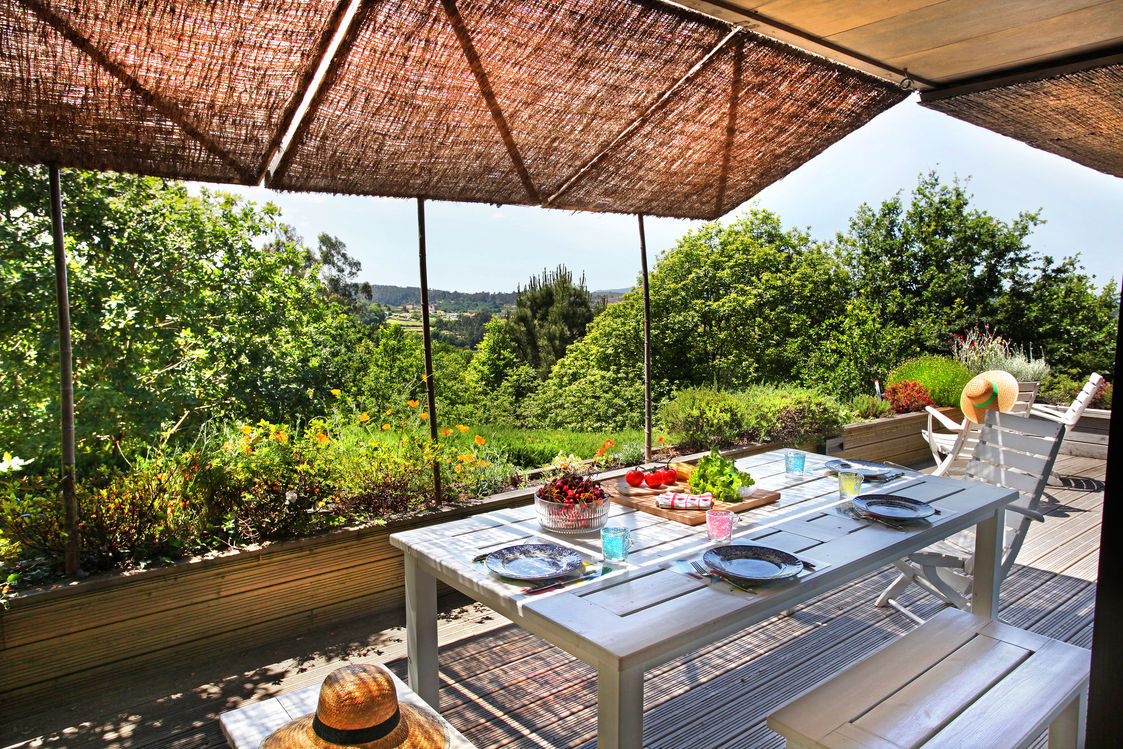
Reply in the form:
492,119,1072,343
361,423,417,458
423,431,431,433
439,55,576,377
0,0,906,220
920,59,1123,180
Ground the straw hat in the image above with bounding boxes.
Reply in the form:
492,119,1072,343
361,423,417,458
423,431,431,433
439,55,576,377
262,664,448,749
960,369,1019,424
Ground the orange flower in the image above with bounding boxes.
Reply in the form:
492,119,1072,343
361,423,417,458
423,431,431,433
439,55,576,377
457,454,474,463
242,445,254,454
385,409,393,415
440,427,453,437
408,399,419,408
420,412,429,420
316,433,330,444
330,388,341,396
240,425,252,435
657,436,665,443
477,460,489,467
454,465,463,474
605,439,615,447
223,440,235,450
382,424,391,431
359,412,370,422
474,435,486,445
455,424,469,433
273,432,288,443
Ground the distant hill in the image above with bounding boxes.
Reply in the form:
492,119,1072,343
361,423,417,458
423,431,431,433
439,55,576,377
369,285,517,313
369,284,632,312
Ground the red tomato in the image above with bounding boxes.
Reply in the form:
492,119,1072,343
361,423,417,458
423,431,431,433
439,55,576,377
625,469,644,487
661,467,678,485
644,471,664,488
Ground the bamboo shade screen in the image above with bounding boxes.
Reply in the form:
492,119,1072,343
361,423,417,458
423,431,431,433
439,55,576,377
0,0,348,184
923,64,1123,180
2,0,906,219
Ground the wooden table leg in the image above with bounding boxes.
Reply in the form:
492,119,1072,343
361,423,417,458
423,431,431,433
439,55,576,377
405,553,439,709
597,663,644,749
971,507,1004,620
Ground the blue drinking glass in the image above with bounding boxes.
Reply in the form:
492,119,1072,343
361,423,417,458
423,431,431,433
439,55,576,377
601,527,632,562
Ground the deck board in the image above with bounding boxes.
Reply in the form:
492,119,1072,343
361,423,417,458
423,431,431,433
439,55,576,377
1,454,1103,749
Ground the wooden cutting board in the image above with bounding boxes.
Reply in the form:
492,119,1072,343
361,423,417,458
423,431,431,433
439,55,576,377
605,478,780,525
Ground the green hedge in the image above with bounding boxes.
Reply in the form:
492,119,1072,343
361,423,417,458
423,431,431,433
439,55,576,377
888,355,972,407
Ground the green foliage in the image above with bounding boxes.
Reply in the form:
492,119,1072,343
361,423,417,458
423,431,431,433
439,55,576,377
508,265,597,376
840,172,1115,375
0,163,370,465
888,355,973,407
657,387,745,451
1039,373,1113,409
477,426,646,469
736,385,847,447
688,449,754,503
848,395,891,421
800,298,917,401
884,381,934,414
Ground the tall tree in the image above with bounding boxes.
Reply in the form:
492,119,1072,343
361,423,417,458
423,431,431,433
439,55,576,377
508,265,596,376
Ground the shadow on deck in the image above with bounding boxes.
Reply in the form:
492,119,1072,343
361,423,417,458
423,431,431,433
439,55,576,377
1,453,1103,749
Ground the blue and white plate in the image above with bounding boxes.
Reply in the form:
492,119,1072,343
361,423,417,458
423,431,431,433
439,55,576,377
853,494,936,521
485,544,583,581
825,458,902,480
703,544,803,582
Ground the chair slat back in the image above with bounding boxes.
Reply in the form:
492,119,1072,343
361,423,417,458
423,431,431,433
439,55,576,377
1062,372,1104,425
1010,381,1040,415
965,410,1065,517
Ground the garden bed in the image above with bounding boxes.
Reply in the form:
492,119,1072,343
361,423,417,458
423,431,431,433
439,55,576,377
828,407,962,466
1059,408,1111,458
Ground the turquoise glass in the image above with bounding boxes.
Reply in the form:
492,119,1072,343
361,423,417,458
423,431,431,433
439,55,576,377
601,527,632,562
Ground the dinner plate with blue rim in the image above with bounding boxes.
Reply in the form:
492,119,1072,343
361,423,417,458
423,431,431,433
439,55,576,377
703,544,803,582
853,494,936,521
485,544,584,581
824,458,902,480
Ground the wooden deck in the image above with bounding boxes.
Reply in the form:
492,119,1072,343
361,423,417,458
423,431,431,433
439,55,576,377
1,454,1103,749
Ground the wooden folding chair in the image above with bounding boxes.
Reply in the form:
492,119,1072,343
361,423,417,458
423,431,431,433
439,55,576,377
878,410,1065,615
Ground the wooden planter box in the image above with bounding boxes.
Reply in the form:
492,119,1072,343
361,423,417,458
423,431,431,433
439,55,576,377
827,407,962,467
1059,407,1111,458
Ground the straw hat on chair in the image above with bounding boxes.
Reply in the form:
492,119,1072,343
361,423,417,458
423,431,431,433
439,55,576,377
262,663,448,749
960,369,1019,424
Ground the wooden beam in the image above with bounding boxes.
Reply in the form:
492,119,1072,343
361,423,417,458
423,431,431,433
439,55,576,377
921,46,1123,101
676,0,934,89
255,0,356,181
416,198,442,505
638,214,652,463
21,0,257,183
440,0,541,204
713,41,742,217
48,164,78,576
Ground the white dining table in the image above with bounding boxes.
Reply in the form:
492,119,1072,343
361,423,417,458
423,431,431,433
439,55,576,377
388,450,1017,749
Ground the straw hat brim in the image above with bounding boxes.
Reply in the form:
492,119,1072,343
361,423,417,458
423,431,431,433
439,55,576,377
960,370,1020,424
261,703,448,749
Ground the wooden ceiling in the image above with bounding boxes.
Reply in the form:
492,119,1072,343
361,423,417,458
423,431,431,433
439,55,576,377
679,0,1123,88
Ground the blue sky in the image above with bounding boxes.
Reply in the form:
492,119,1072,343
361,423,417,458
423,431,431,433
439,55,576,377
210,94,1123,294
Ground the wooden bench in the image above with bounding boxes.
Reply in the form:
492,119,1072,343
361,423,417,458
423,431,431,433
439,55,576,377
767,608,1090,749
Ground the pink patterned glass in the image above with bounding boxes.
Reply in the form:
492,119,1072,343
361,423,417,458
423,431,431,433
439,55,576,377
706,509,736,545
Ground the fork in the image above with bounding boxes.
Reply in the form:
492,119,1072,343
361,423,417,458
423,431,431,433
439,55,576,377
692,561,756,594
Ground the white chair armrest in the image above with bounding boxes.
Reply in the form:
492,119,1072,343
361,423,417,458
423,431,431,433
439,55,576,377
1029,404,1066,423
1005,504,1047,523
926,406,963,432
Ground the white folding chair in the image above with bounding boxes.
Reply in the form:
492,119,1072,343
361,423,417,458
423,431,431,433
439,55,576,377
1030,372,1104,428
922,380,1040,477
878,410,1066,615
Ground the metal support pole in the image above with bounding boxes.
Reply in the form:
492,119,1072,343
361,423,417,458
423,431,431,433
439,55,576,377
49,164,79,575
1086,277,1122,744
638,214,652,462
416,198,442,504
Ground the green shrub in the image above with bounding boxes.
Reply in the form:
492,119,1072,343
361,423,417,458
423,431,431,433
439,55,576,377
887,355,973,407
736,385,847,446
848,394,891,421
657,387,746,451
478,426,647,469
1040,373,1113,409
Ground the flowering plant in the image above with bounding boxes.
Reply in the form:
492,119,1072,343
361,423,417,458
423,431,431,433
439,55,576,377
884,380,935,414
536,473,606,505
